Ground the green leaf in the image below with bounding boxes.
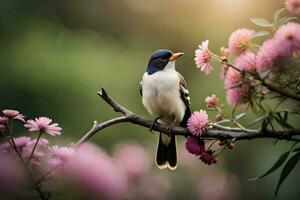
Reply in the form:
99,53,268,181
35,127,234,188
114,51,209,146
275,152,300,196
277,16,297,27
274,113,295,129
216,119,231,124
248,151,291,181
234,113,247,122
251,31,270,39
277,109,300,115
273,8,285,23
250,17,272,27
248,114,268,127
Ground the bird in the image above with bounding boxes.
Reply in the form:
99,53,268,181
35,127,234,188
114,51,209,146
140,49,191,170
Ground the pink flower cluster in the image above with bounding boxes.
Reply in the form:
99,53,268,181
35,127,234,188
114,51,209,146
285,0,300,14
187,110,209,136
0,108,171,199
257,22,300,73
0,136,48,165
224,68,251,105
185,137,217,165
228,28,254,56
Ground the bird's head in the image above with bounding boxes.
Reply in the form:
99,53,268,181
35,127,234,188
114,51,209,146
146,49,184,75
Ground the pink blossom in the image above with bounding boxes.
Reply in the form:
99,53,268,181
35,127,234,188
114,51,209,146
48,145,75,168
224,68,250,105
226,85,250,106
27,138,49,146
256,38,281,72
215,114,224,121
228,28,254,56
0,124,5,131
113,142,150,178
205,94,220,108
185,137,205,156
0,117,8,124
0,136,32,150
235,51,256,72
194,40,214,74
285,0,300,14
187,110,209,136
2,109,19,118
200,150,217,165
25,117,62,136
224,68,242,89
14,114,26,123
275,22,300,55
63,143,127,199
0,154,24,194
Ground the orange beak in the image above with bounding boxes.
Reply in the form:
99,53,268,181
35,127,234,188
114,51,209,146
169,52,184,61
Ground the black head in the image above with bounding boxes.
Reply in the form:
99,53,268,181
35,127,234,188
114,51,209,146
146,49,183,75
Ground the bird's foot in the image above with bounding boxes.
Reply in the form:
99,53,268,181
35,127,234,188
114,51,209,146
149,117,160,133
167,125,173,137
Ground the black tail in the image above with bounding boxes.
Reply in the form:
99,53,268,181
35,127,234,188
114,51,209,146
156,133,177,170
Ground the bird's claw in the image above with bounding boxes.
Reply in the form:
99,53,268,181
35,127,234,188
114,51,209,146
149,121,156,133
149,117,160,133
167,126,173,137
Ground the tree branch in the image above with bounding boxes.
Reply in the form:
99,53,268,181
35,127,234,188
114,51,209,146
76,88,300,146
225,63,300,101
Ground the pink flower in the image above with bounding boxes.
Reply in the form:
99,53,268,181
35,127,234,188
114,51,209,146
256,38,281,73
185,137,205,156
187,110,209,136
0,154,25,194
224,68,250,105
228,28,254,56
226,85,250,105
2,109,19,118
49,145,75,160
235,51,256,72
195,40,214,74
113,142,150,178
224,68,242,89
285,0,300,14
200,150,217,165
275,22,300,55
27,138,49,146
14,114,26,123
0,136,32,151
0,125,5,131
205,94,220,108
215,114,224,121
63,143,127,199
25,117,62,136
0,117,8,124
48,145,75,168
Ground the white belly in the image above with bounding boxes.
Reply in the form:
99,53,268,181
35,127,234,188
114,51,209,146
142,70,186,125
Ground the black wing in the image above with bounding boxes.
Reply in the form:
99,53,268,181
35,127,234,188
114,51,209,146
177,72,191,127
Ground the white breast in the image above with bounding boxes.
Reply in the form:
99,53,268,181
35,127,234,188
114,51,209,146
142,67,186,125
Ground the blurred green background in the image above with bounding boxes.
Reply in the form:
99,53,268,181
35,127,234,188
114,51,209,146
1,0,300,199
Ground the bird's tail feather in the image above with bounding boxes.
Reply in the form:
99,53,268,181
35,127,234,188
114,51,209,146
156,133,177,170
